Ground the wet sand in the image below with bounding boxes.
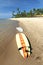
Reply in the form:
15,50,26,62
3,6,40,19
0,18,43,65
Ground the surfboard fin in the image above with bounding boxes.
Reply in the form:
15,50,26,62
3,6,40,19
18,47,24,50
18,47,22,50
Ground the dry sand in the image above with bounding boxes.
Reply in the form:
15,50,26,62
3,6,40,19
0,17,43,65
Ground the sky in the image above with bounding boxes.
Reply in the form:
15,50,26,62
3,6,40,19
0,0,43,18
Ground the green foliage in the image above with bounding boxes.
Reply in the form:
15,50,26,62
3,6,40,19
12,8,43,18
15,14,21,18
20,10,27,17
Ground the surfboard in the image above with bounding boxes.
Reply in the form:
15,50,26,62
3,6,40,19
16,33,31,58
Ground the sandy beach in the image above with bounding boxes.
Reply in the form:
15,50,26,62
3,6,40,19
0,17,43,65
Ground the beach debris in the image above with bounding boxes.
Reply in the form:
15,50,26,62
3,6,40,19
16,27,23,32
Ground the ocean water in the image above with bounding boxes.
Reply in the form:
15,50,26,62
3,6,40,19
0,19,19,54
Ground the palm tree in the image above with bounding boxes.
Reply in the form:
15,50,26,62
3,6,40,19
12,11,15,18
36,9,40,15
21,10,27,17
17,8,20,14
33,8,36,13
29,10,33,17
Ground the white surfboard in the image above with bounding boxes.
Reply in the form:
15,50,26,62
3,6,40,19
16,33,30,58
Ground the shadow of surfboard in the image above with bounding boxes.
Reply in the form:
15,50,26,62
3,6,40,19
26,36,32,55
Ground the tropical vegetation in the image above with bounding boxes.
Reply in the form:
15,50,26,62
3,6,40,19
12,8,43,18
